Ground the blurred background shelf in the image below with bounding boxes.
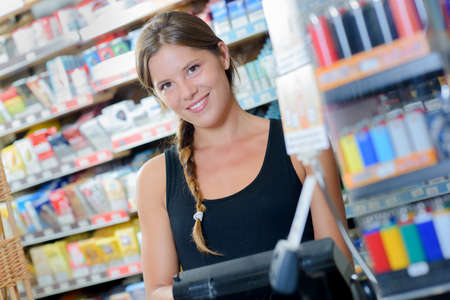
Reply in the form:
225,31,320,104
0,0,41,24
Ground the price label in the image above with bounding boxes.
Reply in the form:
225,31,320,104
61,164,71,173
76,277,87,285
26,176,36,184
426,186,439,196
253,21,267,32
26,114,37,124
110,269,120,277
411,188,424,198
156,126,166,136
12,119,21,128
78,220,89,227
43,286,53,295
236,27,248,39
129,264,139,273
142,131,152,139
44,228,54,236
78,159,89,168
92,273,102,282
26,52,37,61
97,151,108,161
43,170,52,178
42,110,51,118
59,282,69,290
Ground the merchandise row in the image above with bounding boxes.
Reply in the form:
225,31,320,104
0,0,41,23
0,148,155,241
327,75,449,190
0,0,184,79
305,0,449,68
26,219,142,298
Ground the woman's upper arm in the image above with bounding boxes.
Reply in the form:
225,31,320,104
137,153,179,295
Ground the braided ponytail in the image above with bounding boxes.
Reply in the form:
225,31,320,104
177,119,221,255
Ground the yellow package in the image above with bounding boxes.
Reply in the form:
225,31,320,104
64,232,90,244
78,238,104,266
29,246,54,287
96,236,122,263
115,226,139,258
43,242,72,282
26,119,60,135
93,226,116,238
101,177,128,211
2,145,26,181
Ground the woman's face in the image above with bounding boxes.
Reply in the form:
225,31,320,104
148,43,232,128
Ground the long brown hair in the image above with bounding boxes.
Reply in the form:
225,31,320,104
135,11,236,255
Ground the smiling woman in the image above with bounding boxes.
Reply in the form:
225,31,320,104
134,10,350,300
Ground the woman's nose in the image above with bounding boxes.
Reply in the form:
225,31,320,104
179,79,198,101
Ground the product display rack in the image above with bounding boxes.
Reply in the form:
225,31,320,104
20,261,142,299
0,91,114,137
22,210,130,247
79,0,185,42
0,32,81,80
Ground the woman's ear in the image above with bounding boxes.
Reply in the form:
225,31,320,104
217,41,230,70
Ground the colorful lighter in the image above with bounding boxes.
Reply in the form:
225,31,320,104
387,0,422,38
380,215,409,270
308,14,339,67
355,124,378,167
370,116,395,162
340,129,365,174
362,217,391,273
404,108,433,152
432,198,450,259
398,208,426,263
415,203,444,262
386,109,413,158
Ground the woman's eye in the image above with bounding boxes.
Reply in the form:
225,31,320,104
160,82,172,90
187,64,199,75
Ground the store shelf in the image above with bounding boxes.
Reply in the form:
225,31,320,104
21,210,129,246
348,159,450,202
79,0,184,42
345,175,450,218
111,117,178,153
21,261,142,299
0,32,80,80
9,149,115,193
0,0,41,24
377,259,450,300
92,69,138,93
315,33,444,103
221,19,268,46
0,91,114,138
238,87,277,110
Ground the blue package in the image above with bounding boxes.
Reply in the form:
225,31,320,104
369,120,395,162
16,194,40,233
227,0,249,28
355,126,378,167
210,0,232,34
244,0,264,22
126,282,146,300
83,47,101,71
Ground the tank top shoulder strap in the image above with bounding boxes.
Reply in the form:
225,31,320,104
165,146,186,208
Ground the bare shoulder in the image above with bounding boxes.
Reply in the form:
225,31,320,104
137,152,166,210
289,154,307,183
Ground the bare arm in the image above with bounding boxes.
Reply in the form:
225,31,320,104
290,147,352,263
137,153,179,300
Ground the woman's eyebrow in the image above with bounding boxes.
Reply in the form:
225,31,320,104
182,59,201,71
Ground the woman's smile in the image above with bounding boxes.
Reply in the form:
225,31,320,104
187,93,210,113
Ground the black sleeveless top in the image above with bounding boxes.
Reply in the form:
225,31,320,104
165,119,314,271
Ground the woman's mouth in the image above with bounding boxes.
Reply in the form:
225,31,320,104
187,94,209,113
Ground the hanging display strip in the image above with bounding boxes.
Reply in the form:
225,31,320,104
220,19,268,45
238,87,277,110
111,118,179,153
343,149,438,190
21,210,129,247
315,32,434,92
20,261,142,299
345,175,450,218
91,69,138,93
79,0,184,42
9,149,114,193
0,32,80,80
376,258,450,300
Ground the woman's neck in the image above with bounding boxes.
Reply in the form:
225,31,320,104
193,100,261,149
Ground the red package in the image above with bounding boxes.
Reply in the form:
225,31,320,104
308,15,339,67
387,0,422,38
27,129,58,169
